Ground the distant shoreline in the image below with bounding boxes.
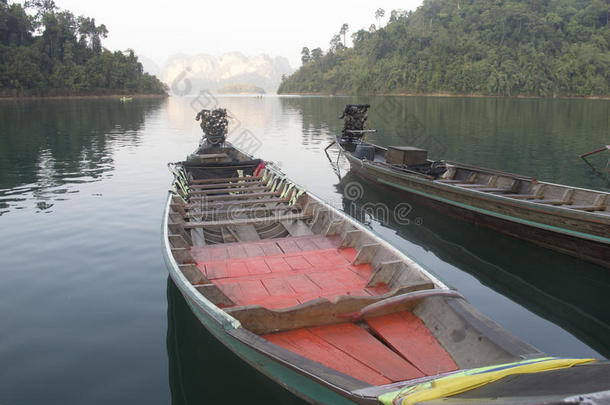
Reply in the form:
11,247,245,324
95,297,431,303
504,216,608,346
0,93,168,101
277,91,610,100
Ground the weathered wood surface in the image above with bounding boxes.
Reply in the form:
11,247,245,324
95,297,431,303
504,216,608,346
263,327,394,386
194,283,235,306
185,205,295,218
189,186,270,195
186,197,290,209
184,212,312,228
365,311,458,375
190,191,281,201
190,180,264,190
189,175,262,184
225,283,433,334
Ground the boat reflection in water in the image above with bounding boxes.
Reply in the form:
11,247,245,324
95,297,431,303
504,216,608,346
166,278,307,405
336,172,610,359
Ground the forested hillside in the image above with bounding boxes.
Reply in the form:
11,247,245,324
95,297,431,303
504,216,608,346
279,0,609,97
0,0,167,96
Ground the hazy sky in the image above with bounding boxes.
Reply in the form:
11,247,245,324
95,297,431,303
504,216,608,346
54,0,424,69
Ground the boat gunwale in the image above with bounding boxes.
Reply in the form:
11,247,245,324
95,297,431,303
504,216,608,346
343,150,610,230
363,140,607,193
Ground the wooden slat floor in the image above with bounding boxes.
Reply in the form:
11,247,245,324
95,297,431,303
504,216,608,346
263,311,457,386
191,235,390,309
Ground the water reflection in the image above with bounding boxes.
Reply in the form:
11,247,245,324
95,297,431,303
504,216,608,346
336,172,610,358
166,278,307,405
0,98,165,215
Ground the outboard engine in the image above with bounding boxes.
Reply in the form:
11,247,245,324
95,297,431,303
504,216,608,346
339,104,371,143
195,108,228,146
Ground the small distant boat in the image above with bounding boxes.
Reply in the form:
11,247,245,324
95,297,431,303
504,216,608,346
162,108,609,404
120,96,133,102
331,105,610,269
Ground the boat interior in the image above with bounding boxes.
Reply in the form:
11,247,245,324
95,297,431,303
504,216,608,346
167,146,545,389
342,141,610,215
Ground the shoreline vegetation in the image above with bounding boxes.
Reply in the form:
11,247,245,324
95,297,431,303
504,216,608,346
279,0,609,98
0,92,167,101
0,1,168,98
277,91,610,100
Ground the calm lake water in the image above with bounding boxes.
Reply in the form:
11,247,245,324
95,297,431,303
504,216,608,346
0,95,608,404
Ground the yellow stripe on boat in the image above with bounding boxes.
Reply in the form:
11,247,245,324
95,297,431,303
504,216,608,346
379,357,596,405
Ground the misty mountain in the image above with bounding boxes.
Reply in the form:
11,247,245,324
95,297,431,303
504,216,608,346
162,52,293,94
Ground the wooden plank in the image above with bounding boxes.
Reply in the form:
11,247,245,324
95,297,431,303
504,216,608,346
190,180,264,190
170,203,186,216
365,311,458,376
471,187,511,193
237,280,270,304
325,219,344,236
569,205,607,211
367,260,403,287
308,323,424,381
171,248,194,264
499,194,540,199
190,175,262,184
194,283,235,306
190,191,281,202
263,328,392,386
178,264,208,284
186,197,290,209
194,153,229,159
533,199,571,205
225,283,433,334
189,186,270,195
281,220,314,237
169,234,189,249
435,179,463,183
454,183,494,188
234,225,261,241
168,223,192,245
221,226,236,243
190,228,206,246
185,204,293,218
184,213,312,228
353,243,381,265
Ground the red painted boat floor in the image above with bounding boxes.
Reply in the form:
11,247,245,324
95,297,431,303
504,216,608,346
191,235,390,309
365,311,458,376
263,311,456,386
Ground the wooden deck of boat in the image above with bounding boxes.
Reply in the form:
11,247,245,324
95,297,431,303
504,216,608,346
191,235,390,309
263,311,458,385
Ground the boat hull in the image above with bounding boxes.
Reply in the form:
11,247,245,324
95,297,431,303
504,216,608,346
344,153,610,269
162,193,370,404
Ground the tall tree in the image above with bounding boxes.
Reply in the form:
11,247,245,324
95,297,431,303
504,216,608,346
340,23,349,46
301,46,310,64
375,8,385,28
311,47,323,62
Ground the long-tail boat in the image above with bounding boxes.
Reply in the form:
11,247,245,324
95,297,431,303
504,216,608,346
330,104,610,269
163,108,610,404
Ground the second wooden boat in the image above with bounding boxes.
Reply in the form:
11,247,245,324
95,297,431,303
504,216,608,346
163,108,610,404
331,104,610,269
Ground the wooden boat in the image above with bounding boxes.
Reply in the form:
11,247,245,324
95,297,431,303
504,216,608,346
331,105,610,269
163,109,609,404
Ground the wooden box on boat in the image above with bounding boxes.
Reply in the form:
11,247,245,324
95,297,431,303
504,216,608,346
386,146,428,166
